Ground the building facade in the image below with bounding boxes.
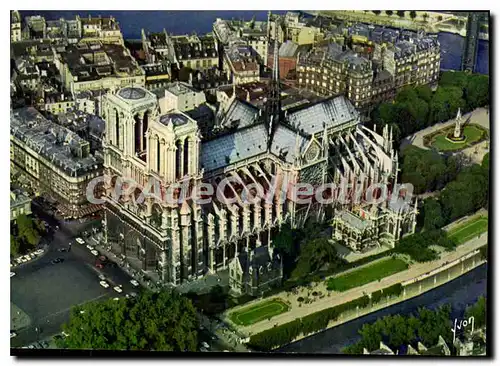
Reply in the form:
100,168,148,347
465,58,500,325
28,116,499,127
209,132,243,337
10,189,32,221
10,107,103,218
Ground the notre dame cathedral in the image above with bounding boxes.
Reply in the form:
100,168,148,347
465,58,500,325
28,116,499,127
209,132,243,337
101,23,417,289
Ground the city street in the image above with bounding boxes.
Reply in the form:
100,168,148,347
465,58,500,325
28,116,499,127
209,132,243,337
10,201,138,348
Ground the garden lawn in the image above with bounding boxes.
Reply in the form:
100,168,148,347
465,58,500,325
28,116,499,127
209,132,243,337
448,216,488,245
326,257,409,292
230,299,289,326
431,125,485,151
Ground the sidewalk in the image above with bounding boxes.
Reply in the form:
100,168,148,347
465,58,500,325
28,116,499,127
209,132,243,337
88,233,166,293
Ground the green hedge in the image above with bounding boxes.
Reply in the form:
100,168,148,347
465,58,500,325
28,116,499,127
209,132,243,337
371,290,383,304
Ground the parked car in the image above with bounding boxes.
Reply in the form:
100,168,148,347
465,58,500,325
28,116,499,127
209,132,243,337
129,292,138,298
113,297,120,301
34,249,44,255
130,279,139,287
10,331,17,338
51,258,64,264
75,237,85,245
86,244,94,251
99,281,110,289
58,248,67,252
113,285,123,293
39,341,49,349
200,347,208,352
201,342,210,349
98,274,106,281
10,272,15,278
90,250,99,256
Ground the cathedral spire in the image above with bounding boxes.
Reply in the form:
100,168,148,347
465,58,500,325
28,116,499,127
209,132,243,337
264,14,283,150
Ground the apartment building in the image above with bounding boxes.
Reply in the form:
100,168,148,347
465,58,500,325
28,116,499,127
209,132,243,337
10,107,103,219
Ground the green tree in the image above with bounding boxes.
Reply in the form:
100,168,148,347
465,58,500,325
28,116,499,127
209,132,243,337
385,10,393,16
10,235,20,257
396,10,406,18
437,15,443,21
57,290,199,351
409,11,417,19
273,223,297,256
415,85,433,103
422,13,429,22
16,214,40,248
416,305,452,346
482,152,489,171
465,296,486,328
372,11,382,15
291,238,338,278
423,198,445,231
465,75,489,110
401,146,447,194
429,86,466,124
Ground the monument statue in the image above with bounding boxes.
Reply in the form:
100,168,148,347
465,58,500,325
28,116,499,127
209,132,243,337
454,108,463,139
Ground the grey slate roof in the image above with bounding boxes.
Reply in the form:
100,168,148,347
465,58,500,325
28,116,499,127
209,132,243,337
287,95,359,136
220,99,259,130
10,107,102,178
338,210,370,231
270,124,308,164
279,41,299,58
201,124,268,172
118,87,147,100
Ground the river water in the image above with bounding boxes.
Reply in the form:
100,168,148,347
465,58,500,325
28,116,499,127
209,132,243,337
22,11,488,75
277,264,487,354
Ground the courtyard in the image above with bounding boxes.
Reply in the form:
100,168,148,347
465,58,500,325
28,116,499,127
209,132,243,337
429,124,487,151
229,299,290,326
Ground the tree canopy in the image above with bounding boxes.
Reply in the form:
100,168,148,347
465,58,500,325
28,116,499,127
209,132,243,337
344,304,453,354
291,238,339,279
57,290,199,351
401,145,447,194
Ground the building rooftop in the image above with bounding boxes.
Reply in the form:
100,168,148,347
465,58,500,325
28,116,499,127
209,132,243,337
10,188,31,208
11,107,102,178
59,42,143,82
159,112,190,127
164,81,198,97
287,95,359,136
338,210,370,231
117,87,147,100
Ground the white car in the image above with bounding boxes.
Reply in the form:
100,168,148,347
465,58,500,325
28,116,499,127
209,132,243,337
21,257,29,263
15,258,23,264
99,280,110,288
10,272,15,278
75,237,85,245
10,332,17,338
113,297,120,301
113,285,123,293
201,342,210,349
86,244,94,251
34,249,44,255
29,253,37,259
130,279,139,287
98,274,106,281
90,250,99,256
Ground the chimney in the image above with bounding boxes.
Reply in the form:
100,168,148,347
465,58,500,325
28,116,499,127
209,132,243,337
246,90,250,102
